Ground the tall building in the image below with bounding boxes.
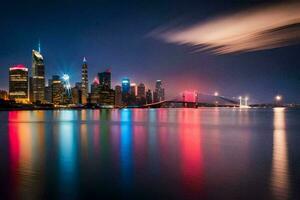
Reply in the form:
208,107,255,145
146,89,153,104
137,83,146,105
45,85,52,103
9,65,29,103
32,49,45,103
81,57,88,104
98,70,111,91
137,83,146,98
122,78,130,94
71,85,82,105
130,83,137,97
153,90,159,103
155,80,165,102
51,75,64,105
122,78,130,104
115,85,122,107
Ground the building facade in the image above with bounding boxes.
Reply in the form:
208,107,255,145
51,75,64,105
81,57,88,104
122,78,130,104
154,80,165,102
114,85,122,107
9,65,29,103
98,70,111,91
32,50,45,103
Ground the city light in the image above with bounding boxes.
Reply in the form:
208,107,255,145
62,74,70,81
214,91,219,96
276,95,282,101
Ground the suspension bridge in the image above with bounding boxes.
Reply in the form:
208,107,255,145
140,91,239,108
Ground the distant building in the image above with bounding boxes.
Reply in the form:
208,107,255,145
137,83,146,105
32,49,45,103
115,85,122,107
155,80,165,102
45,85,52,103
122,78,130,94
0,90,8,100
9,65,29,103
51,75,64,105
98,70,111,91
137,83,146,98
153,91,159,103
91,77,99,94
130,83,137,97
81,57,88,104
71,85,82,105
146,89,153,104
122,78,130,104
98,90,115,106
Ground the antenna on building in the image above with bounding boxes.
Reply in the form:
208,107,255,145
83,57,87,62
38,39,41,53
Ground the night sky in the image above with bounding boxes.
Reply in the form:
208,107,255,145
1,0,300,103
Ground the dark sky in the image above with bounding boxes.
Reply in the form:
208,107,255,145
1,0,299,103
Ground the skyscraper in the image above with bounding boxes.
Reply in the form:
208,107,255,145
146,89,153,104
130,83,137,97
9,65,29,103
32,49,45,103
137,83,146,105
51,75,64,105
81,57,88,104
115,85,122,107
137,83,146,98
122,78,130,105
98,70,111,91
155,80,165,102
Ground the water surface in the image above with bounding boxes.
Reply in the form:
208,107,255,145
0,108,299,199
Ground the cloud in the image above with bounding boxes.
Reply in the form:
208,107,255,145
150,2,300,54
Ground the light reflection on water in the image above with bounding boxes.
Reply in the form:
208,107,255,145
1,108,299,199
271,108,290,200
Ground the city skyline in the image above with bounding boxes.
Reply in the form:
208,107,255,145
0,1,300,103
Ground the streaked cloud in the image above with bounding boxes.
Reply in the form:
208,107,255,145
150,2,300,54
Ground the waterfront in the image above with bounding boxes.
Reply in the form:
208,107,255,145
0,108,300,199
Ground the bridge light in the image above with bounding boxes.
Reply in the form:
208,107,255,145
214,91,219,96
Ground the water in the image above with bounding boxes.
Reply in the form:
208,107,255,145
0,108,299,199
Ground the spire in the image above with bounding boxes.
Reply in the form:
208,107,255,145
38,39,41,53
83,57,87,63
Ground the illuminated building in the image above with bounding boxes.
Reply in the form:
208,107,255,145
45,85,52,103
155,80,165,102
98,70,111,91
90,77,101,104
146,89,153,104
9,65,29,103
81,57,88,104
71,85,82,105
122,78,130,94
0,90,8,100
130,83,137,97
98,90,115,106
32,49,45,103
51,75,64,105
91,77,99,94
115,85,122,107
62,74,72,104
122,78,130,104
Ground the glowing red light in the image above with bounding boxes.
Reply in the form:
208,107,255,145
9,64,28,71
93,76,99,84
